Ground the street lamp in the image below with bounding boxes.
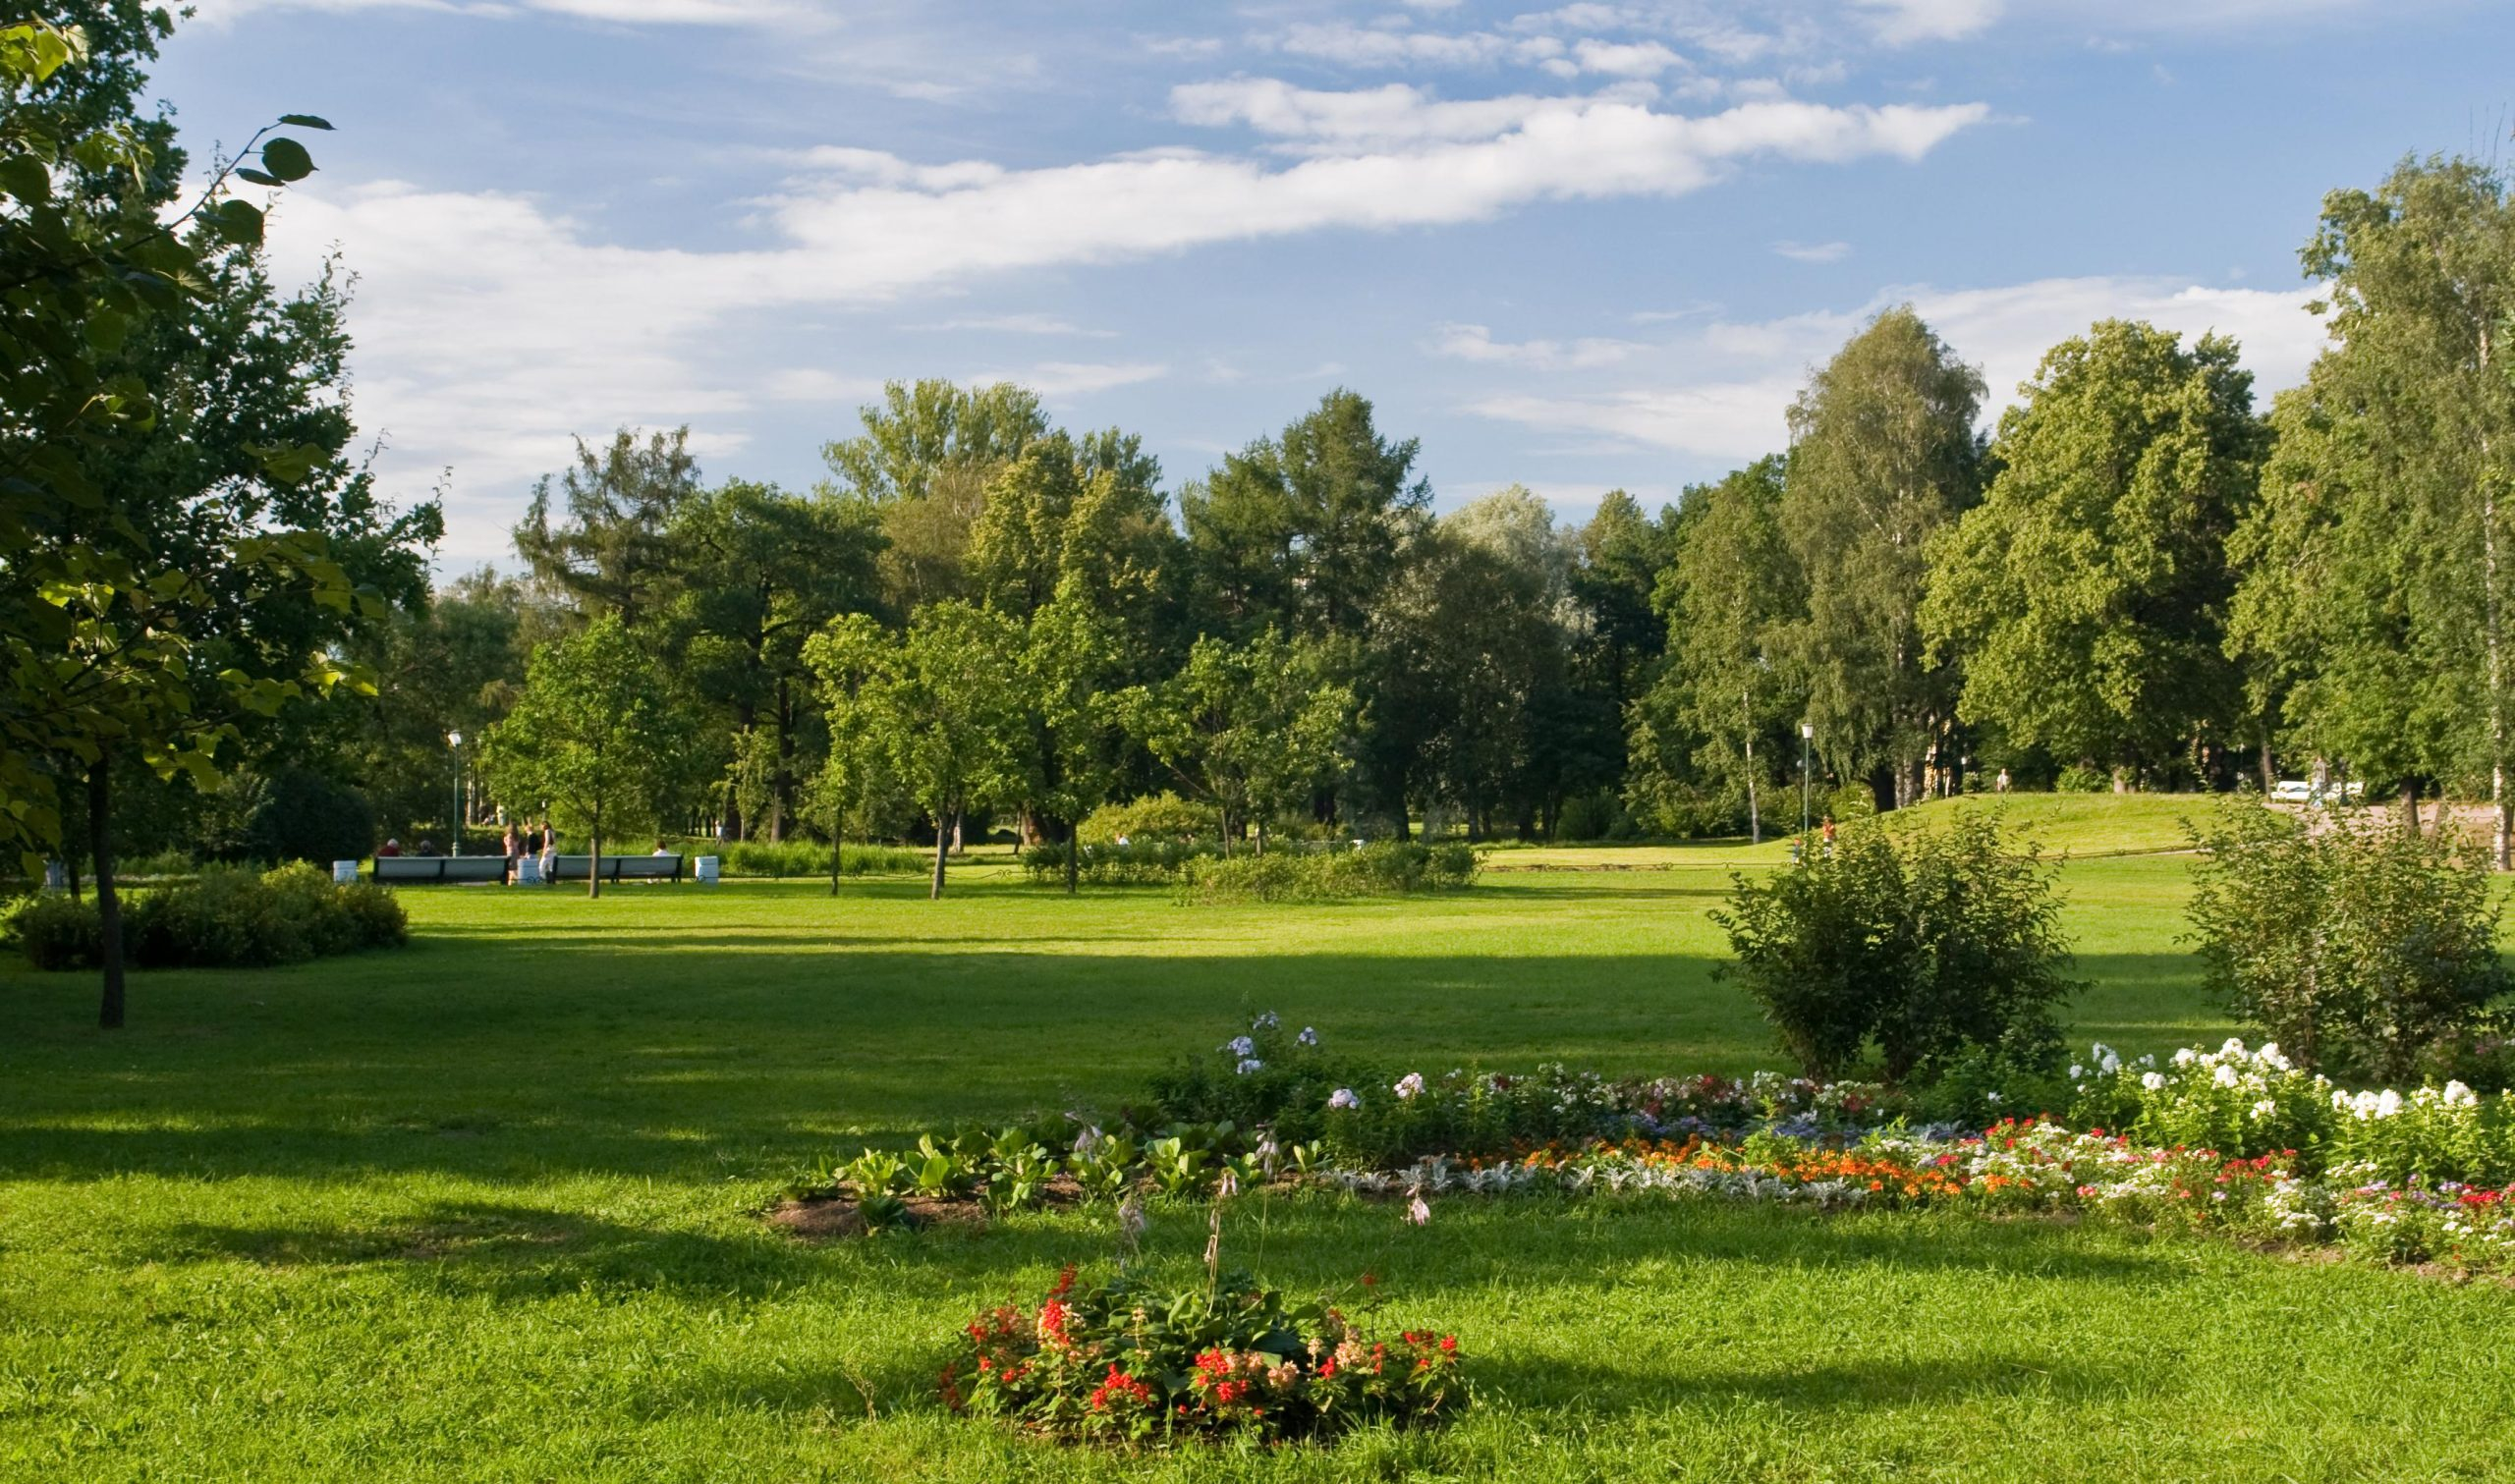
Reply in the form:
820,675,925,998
1799,722,1815,845
447,730,465,857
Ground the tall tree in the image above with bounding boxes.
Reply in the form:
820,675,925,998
819,379,1049,616
512,426,702,626
2227,157,2515,857
1636,458,1803,842
1124,631,1355,854
479,615,693,898
664,480,883,840
1180,389,1428,639
1778,306,1985,809
805,604,1024,898
1924,320,2266,788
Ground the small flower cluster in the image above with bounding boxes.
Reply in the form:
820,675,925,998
945,1266,1465,1447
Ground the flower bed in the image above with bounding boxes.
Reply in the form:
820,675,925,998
777,1017,2515,1279
945,1266,1464,1447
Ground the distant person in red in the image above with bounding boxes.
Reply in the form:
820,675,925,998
376,838,402,858
1820,816,1837,856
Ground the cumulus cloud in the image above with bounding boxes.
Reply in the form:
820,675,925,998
1773,239,1852,261
1470,276,2326,462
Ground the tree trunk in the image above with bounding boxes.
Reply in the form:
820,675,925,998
1255,817,1268,856
771,676,795,843
2259,736,2275,796
1743,712,1760,845
587,812,602,899
1063,821,1079,896
89,757,125,1031
829,811,844,897
929,811,952,900
2400,778,2421,840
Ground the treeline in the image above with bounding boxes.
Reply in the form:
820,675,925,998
343,152,2513,869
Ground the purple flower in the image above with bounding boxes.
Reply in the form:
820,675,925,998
1237,1057,1264,1075
1328,1087,1361,1111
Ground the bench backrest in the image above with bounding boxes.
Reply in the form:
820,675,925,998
546,853,684,882
373,855,512,884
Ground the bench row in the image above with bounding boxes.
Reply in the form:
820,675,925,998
368,853,691,885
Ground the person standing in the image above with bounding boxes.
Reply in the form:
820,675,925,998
1996,768,2011,796
1819,815,1837,857
539,821,559,884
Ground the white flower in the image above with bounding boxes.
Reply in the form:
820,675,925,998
1253,1012,1280,1031
1985,1091,2003,1105
1406,1193,1431,1227
2252,1100,2277,1119
2376,1089,2403,1119
2142,1072,2167,1091
2443,1080,2479,1108
2094,1043,2121,1074
2213,1064,2240,1088
1118,1196,1147,1242
1216,1169,1241,1198
1298,1026,1319,1047
1327,1087,1361,1111
2221,1037,2249,1058
1236,1058,1264,1075
2257,1042,2288,1070
2173,1047,2200,1068
2069,1065,2085,1080
1226,1035,1256,1058
1073,1126,1104,1157
1395,1072,1425,1101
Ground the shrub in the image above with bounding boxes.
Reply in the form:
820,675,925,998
1175,842,1481,905
1022,840,1218,887
1714,814,2077,1081
708,840,929,878
2054,764,2110,794
2185,802,2510,1081
1079,793,1214,846
4,893,104,970
946,1266,1464,1447
1555,789,1636,843
18,864,409,971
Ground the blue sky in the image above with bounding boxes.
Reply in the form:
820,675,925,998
158,0,2504,567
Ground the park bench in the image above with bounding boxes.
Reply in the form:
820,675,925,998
546,852,686,884
373,854,513,885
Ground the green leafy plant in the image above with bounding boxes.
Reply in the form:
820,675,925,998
946,1266,1465,1447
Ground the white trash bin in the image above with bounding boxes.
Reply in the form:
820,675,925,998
44,859,68,892
696,854,721,886
515,853,543,886
333,859,361,885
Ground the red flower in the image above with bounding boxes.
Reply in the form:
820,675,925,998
1438,1335,1457,1353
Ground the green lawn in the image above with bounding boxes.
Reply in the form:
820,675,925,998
5,853,2514,1480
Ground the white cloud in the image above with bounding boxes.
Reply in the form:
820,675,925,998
920,312,1112,337
1469,275,2325,461
188,0,805,23
1267,21,1562,69
1567,38,1689,77
975,361,1168,398
1433,322,1646,370
1854,0,2006,43
765,97,1990,301
1773,239,1851,261
254,88,1986,559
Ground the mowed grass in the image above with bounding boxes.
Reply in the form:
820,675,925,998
5,845,2515,1481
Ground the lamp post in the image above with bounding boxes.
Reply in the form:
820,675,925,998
1799,722,1815,844
447,730,464,856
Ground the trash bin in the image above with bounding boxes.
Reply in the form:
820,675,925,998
696,854,721,886
333,859,361,885
515,854,542,886
43,859,67,892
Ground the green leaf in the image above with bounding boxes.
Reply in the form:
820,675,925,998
208,197,264,247
234,166,283,188
246,443,330,486
0,152,50,203
277,114,335,131
258,137,315,183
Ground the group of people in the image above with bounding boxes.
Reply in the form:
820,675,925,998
375,822,562,874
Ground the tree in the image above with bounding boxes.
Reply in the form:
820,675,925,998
1180,389,1428,639
512,426,703,626
1924,321,2266,789
663,480,883,841
1638,458,1803,842
1778,307,1984,810
805,604,1023,899
2226,157,2515,855
479,615,694,899
1125,631,1354,854
819,380,1050,616
1016,586,1132,893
